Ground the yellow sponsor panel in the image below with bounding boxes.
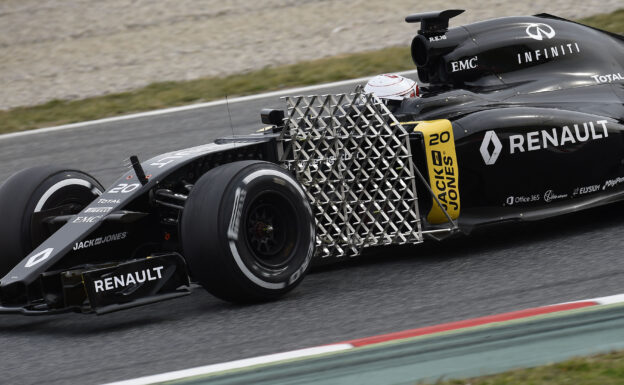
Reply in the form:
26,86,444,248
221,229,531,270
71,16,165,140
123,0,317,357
406,120,460,224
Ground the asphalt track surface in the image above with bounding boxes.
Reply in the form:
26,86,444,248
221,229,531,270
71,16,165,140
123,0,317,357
1,81,624,384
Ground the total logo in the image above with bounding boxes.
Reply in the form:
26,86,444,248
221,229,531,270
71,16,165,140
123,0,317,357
97,198,120,204
592,73,623,84
525,23,556,41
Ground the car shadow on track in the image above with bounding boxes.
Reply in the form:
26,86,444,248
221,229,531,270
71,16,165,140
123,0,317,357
312,200,624,273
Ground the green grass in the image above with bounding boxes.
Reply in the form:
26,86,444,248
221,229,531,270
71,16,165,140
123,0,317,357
436,350,624,385
0,47,413,134
580,8,624,34
0,9,622,134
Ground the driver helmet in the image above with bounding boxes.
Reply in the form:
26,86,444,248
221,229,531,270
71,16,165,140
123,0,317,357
363,74,419,103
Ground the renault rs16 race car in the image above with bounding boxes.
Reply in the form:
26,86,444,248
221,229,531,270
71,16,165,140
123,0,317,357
0,10,622,315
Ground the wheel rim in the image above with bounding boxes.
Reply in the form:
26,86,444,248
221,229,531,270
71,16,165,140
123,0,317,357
244,191,298,270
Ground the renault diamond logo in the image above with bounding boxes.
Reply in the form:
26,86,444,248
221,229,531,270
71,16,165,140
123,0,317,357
526,23,556,41
480,130,502,165
24,247,54,268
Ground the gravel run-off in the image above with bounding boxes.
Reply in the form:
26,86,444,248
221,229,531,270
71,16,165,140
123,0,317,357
0,0,622,110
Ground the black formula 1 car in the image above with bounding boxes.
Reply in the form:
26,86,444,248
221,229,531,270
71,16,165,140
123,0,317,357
0,10,622,315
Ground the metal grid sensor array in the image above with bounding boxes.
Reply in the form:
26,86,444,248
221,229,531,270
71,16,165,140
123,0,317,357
279,93,423,258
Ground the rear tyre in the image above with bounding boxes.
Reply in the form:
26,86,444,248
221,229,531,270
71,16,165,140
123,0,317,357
0,166,104,277
181,160,315,303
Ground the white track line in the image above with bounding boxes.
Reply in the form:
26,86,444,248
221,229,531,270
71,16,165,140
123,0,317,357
577,293,624,305
0,70,418,141
595,294,624,304
103,344,353,385
105,292,624,385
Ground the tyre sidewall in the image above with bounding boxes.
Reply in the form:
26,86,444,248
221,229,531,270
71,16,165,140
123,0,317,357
0,167,103,276
181,161,315,302
218,164,315,294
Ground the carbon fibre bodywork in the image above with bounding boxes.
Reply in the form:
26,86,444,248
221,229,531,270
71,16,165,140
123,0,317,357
0,140,279,313
400,10,624,230
0,10,622,314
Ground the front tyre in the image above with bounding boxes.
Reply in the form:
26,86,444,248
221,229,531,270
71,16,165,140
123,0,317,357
181,161,315,303
0,166,104,277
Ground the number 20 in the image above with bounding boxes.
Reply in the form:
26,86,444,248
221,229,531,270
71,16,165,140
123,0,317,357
429,132,450,145
109,183,140,194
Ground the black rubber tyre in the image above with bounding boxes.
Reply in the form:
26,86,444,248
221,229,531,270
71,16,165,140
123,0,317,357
181,160,315,303
0,166,104,277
